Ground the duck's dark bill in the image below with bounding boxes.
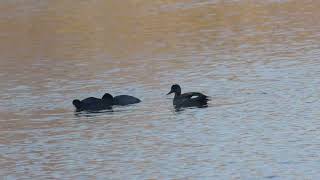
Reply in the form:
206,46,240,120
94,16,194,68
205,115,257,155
167,90,173,95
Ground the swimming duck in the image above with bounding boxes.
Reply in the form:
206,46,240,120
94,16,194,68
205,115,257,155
72,93,113,112
167,84,209,108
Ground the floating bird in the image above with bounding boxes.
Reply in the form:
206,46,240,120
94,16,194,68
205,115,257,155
110,94,141,106
167,84,209,108
72,93,113,112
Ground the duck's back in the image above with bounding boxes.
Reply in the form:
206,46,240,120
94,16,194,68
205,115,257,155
174,92,208,107
81,97,111,111
113,95,141,106
81,97,100,104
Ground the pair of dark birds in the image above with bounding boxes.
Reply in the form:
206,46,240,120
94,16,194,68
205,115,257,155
73,84,209,112
72,93,141,112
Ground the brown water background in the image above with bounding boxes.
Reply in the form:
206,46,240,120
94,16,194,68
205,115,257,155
1,0,320,179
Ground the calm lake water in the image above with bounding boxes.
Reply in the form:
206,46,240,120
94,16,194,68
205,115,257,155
1,0,320,179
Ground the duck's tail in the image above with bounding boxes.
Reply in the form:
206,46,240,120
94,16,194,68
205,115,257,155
198,94,209,102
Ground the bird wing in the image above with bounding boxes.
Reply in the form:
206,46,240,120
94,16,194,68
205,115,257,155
81,97,101,104
181,92,207,99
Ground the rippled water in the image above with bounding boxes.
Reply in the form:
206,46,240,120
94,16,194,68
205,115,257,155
1,0,320,179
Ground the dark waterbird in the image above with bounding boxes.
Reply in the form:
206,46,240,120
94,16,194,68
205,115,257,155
167,84,209,108
111,94,141,106
72,93,141,112
72,93,113,112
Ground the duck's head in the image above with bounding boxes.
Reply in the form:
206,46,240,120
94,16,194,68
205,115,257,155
167,84,181,95
102,93,113,101
72,99,82,109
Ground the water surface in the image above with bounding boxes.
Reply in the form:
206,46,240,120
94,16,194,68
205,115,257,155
1,0,320,179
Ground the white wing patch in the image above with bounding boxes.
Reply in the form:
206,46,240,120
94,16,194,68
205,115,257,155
190,95,200,99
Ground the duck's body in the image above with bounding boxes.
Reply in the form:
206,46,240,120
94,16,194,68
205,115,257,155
72,94,112,112
113,95,141,106
167,84,209,108
173,92,209,107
